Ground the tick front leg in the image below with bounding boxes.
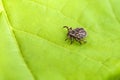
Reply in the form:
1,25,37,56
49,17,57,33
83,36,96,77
63,26,72,31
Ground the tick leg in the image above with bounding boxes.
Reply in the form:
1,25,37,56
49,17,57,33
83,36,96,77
63,26,69,31
80,38,87,43
78,40,82,44
70,37,74,44
83,40,87,43
63,26,72,31
65,38,68,41
75,38,78,41
78,39,82,44
65,35,70,41
69,27,72,30
75,38,82,44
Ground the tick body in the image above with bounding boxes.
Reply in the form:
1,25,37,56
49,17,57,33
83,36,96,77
63,26,87,44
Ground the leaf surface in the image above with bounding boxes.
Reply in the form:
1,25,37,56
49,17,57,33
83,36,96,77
0,0,120,80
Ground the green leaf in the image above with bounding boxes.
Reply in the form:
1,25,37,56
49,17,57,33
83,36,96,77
0,0,120,80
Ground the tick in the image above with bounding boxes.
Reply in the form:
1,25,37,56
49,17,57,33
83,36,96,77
63,26,87,44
